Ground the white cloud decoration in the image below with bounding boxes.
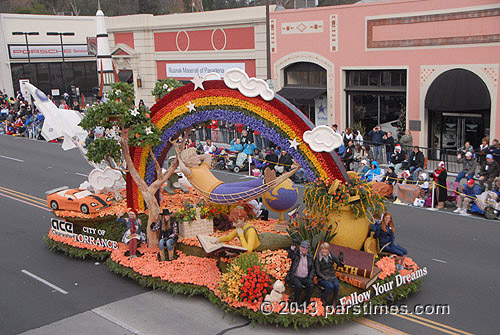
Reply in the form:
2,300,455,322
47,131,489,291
223,68,274,101
203,72,221,81
88,167,124,193
303,125,343,152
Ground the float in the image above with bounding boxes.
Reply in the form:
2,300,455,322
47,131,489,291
43,69,425,328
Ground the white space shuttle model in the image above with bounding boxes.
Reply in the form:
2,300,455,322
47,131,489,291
23,82,88,151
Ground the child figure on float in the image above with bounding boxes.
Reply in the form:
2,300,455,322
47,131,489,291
177,147,298,204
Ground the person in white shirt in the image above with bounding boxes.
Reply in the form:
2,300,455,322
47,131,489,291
354,130,364,146
203,139,216,154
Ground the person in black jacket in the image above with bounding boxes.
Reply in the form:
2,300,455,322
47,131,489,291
157,209,178,261
479,154,500,190
383,131,395,164
275,150,293,175
408,146,425,181
315,242,344,306
368,125,385,163
265,148,278,171
285,240,315,306
342,140,355,171
432,161,448,209
390,144,405,173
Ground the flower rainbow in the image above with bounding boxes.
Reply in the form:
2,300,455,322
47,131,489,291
127,80,348,210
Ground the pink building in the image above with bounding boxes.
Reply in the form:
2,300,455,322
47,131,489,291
271,0,500,156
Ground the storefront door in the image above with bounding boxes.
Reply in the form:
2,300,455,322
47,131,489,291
428,112,484,159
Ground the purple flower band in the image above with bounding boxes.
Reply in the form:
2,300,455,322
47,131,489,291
144,109,317,185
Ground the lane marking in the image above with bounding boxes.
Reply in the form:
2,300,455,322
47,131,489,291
92,309,140,334
403,314,473,335
75,172,89,177
393,314,462,335
0,186,46,206
432,258,447,263
0,154,24,162
0,191,50,211
355,318,408,335
21,269,68,295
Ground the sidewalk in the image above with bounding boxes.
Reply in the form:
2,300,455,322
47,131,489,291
20,291,395,335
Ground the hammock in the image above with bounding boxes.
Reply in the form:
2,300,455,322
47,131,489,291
189,167,299,205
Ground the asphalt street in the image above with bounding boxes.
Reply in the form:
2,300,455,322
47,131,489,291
1,134,498,334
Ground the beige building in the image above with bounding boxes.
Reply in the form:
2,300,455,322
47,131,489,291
106,6,269,106
1,6,269,107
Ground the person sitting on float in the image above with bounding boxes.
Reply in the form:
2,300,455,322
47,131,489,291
157,208,179,261
177,147,298,203
216,205,260,252
362,161,381,182
285,240,315,307
117,209,143,258
315,242,344,307
370,212,407,255
370,212,407,267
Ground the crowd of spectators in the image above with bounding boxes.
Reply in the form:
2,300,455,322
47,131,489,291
0,90,47,139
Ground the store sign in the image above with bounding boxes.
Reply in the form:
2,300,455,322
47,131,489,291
166,63,245,78
9,44,92,59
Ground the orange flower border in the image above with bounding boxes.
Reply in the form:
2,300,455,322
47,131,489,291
46,228,424,328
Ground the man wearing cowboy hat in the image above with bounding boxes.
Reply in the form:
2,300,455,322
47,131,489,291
157,208,178,261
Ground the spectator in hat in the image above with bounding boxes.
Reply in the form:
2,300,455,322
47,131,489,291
455,151,477,190
454,179,481,215
357,159,369,175
157,209,178,261
479,154,500,190
432,161,447,209
285,240,315,307
390,144,405,174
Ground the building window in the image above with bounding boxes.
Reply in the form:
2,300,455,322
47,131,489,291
285,62,327,87
345,70,406,138
11,61,98,98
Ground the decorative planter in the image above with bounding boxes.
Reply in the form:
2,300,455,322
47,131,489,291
328,205,370,251
179,218,214,238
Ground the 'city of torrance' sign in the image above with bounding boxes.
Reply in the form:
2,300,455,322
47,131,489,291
8,44,92,59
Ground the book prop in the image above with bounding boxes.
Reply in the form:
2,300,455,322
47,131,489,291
323,243,381,290
197,234,247,257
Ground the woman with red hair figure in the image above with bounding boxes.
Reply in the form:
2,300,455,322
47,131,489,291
217,205,260,252
117,209,142,258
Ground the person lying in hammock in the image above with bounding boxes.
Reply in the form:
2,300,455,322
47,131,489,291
177,147,299,203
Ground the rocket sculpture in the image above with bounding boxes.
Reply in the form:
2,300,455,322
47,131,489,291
96,6,114,96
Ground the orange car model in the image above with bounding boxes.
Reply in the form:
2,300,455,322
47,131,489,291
46,187,113,214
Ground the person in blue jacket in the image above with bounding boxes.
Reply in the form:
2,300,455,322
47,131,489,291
362,161,381,182
454,179,482,215
370,212,407,257
242,141,257,155
228,138,243,152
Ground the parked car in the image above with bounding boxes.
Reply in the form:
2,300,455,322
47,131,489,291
46,187,112,214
